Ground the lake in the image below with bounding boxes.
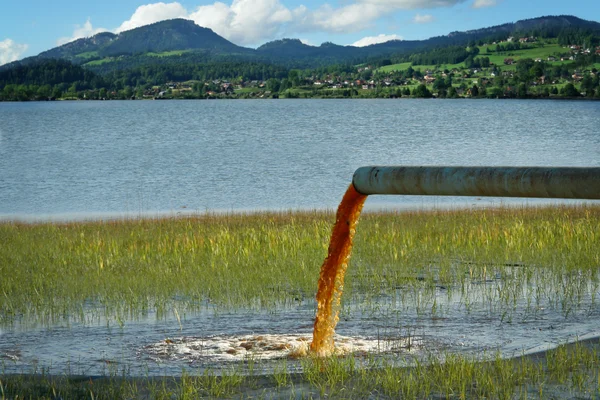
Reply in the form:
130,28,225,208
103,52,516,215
1,99,598,220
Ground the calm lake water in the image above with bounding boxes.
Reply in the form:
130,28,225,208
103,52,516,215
1,99,599,220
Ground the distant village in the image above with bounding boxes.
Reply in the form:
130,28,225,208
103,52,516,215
138,41,600,100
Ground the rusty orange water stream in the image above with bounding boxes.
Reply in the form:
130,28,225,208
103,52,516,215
310,184,367,356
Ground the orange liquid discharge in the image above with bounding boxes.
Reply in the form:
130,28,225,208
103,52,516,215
310,184,367,357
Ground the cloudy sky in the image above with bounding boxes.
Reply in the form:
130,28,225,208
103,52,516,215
1,0,599,65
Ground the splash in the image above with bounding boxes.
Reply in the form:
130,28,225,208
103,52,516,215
143,334,402,363
310,184,367,356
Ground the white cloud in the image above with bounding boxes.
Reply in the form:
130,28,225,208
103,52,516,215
0,39,29,65
314,3,383,32
50,0,475,50
351,33,403,47
57,18,109,46
189,0,292,46
112,1,386,46
116,2,188,33
472,0,496,7
358,0,466,8
186,0,461,42
413,13,434,23
288,3,385,35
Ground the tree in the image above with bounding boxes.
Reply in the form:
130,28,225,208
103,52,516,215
529,62,544,79
266,78,281,92
464,56,474,69
515,59,535,83
580,74,594,95
360,69,373,80
517,83,528,98
433,76,448,97
36,85,51,100
288,70,300,87
562,83,579,97
123,86,133,99
67,83,79,97
52,87,62,99
413,84,432,98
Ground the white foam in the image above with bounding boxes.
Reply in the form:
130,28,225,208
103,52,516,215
143,333,421,363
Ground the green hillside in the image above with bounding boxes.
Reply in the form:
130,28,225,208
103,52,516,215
1,15,599,101
377,40,580,74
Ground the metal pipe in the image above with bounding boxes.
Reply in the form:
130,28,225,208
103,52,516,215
352,166,600,199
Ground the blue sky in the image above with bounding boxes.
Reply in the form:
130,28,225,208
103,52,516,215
1,0,599,65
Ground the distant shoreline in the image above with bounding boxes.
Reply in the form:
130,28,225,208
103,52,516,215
2,200,596,224
2,96,600,102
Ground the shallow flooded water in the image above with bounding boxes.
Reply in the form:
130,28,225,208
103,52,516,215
1,271,598,377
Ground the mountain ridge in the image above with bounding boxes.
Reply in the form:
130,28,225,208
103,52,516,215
2,14,599,72
36,19,249,61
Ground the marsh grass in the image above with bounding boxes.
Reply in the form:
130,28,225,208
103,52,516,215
2,340,599,398
0,205,598,326
0,211,332,325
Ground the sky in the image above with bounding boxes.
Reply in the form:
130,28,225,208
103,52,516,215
1,0,599,65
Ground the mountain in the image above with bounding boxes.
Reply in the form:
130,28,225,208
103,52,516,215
2,15,599,73
98,19,249,57
257,39,321,57
4,19,250,70
257,15,600,63
449,15,600,38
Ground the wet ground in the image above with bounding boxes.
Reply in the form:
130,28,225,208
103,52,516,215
1,277,599,377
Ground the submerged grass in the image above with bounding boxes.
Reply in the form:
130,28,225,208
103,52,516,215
0,205,599,325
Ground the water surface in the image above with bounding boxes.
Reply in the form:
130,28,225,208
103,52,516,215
1,99,598,220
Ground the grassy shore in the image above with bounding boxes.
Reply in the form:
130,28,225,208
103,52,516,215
1,204,599,398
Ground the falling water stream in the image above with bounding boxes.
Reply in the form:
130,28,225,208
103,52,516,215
311,184,367,356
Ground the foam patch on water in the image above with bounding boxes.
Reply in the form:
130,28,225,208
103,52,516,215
143,333,420,363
